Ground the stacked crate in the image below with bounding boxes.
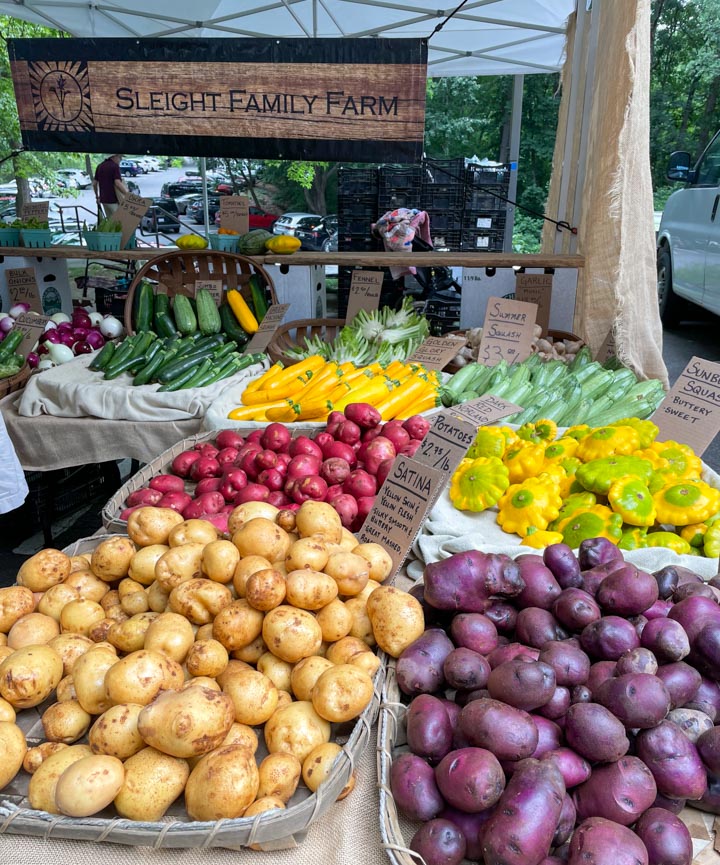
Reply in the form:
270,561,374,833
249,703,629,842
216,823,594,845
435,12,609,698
421,158,465,251
460,163,511,252
337,167,381,253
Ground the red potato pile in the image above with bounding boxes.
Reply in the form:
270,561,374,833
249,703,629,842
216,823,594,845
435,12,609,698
390,537,720,865
121,404,430,535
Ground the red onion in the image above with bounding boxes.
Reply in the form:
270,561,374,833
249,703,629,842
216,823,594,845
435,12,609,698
8,302,30,318
85,330,105,350
42,329,62,344
0,317,14,334
71,310,92,328
26,352,39,368
59,331,77,347
72,327,90,341
73,341,94,356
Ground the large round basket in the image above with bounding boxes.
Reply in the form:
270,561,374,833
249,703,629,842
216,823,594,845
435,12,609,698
267,318,346,365
123,249,278,335
0,364,30,399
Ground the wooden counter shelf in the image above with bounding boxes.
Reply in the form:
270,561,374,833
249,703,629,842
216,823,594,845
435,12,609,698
0,246,585,269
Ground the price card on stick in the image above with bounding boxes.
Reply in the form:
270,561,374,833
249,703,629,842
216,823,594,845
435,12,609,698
515,273,552,334
407,336,467,371
653,356,720,455
219,196,249,235
244,303,291,354
5,267,42,312
12,312,51,359
345,270,384,321
357,456,446,578
194,280,223,305
115,193,151,248
452,395,523,428
20,200,49,223
477,297,537,366
596,327,617,363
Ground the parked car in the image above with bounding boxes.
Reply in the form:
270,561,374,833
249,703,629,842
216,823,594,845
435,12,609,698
56,168,92,189
213,205,277,231
161,180,204,200
126,179,141,196
174,193,204,215
657,131,720,324
294,215,338,251
120,159,142,177
273,212,321,237
188,196,221,225
139,197,181,234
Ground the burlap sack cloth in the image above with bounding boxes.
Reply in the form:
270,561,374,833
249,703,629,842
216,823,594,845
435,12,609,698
543,0,667,385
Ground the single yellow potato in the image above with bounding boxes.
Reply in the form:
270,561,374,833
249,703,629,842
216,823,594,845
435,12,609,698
143,612,195,663
295,501,342,543
0,721,26,790
311,664,374,723
23,741,68,774
353,543,393,582
227,501,279,534
212,599,264,652
302,742,343,792
186,639,229,678
262,605,322,663
128,544,170,586
90,537,137,582
232,518,291,562
127,507,184,547
105,649,183,706
201,539,240,584
60,599,106,637
366,585,424,657
71,646,117,715
114,747,189,821
0,585,35,632
54,755,125,816
27,743,93,813
64,570,109,603
0,644,63,708
256,652,293,692
8,612,60,648
290,656,334,702
185,744,259,820
168,578,232,624
264,701,331,763
315,599,353,643
285,568,338,611
257,752,301,803
232,554,273,597
89,703,145,759
17,549,70,592
324,552,370,597
38,583,81,622
41,699,92,744
325,636,371,665
168,518,218,548
222,665,278,726
285,537,329,572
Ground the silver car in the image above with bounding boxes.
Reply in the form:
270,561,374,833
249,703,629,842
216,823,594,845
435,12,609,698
273,212,321,236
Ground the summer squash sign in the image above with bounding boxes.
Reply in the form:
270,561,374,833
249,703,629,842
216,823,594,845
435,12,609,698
8,37,427,162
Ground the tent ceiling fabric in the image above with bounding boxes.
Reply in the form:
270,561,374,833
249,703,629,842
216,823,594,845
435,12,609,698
0,0,575,76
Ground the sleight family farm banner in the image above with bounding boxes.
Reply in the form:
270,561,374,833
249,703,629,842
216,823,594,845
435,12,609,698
8,37,427,162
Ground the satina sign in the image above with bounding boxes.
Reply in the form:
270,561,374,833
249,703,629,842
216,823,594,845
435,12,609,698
8,37,427,162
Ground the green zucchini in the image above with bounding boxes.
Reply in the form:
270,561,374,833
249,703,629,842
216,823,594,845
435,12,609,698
154,293,170,316
154,311,178,340
104,353,149,380
172,294,197,335
219,302,249,345
248,273,269,321
133,345,168,386
135,281,155,333
196,289,222,336
157,347,221,383
157,365,198,392
89,340,116,371
0,331,24,363
180,357,214,389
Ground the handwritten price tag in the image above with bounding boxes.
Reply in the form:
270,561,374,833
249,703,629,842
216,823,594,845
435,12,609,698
12,312,51,359
244,303,291,354
194,279,223,305
416,411,477,474
407,336,466,371
6,267,42,312
652,356,720,455
219,196,249,235
116,193,151,248
452,395,523,427
596,328,616,363
20,200,49,223
357,456,446,578
477,296,537,366
515,273,553,334
345,270,384,321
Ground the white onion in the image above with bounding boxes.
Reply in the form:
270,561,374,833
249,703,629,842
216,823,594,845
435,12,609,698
100,315,124,339
50,312,71,324
37,358,56,371
9,303,30,318
47,343,75,365
44,320,58,332
0,317,14,335
88,311,104,327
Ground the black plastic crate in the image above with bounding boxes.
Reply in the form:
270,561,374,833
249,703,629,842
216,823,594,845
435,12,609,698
424,158,466,185
464,187,509,211
25,462,116,521
421,185,464,212
427,210,464,233
429,230,461,252
377,189,424,211
379,165,424,190
338,167,379,196
338,215,377,236
338,197,378,217
462,209,507,233
338,234,381,252
461,227,505,251
465,163,511,187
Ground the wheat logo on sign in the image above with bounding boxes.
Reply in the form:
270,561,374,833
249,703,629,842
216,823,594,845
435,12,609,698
28,60,94,131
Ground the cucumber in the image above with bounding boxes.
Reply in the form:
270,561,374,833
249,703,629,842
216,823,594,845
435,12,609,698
133,344,168,386
248,273,269,321
134,281,155,333
154,311,178,339
157,347,221,383
179,357,214,389
89,340,116,371
196,289,222,336
172,294,197,335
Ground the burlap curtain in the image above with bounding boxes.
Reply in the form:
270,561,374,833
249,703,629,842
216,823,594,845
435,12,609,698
543,0,668,386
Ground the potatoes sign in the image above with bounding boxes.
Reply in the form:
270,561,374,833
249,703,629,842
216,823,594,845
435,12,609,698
9,37,427,162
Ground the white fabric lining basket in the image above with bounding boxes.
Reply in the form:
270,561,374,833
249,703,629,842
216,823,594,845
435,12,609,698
0,533,385,851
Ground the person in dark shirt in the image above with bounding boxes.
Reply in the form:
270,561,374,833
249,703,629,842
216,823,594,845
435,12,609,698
93,154,128,217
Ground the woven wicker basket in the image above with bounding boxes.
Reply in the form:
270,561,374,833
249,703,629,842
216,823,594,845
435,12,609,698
0,364,30,399
0,532,384,851
444,328,584,374
267,318,346,366
101,425,320,533
123,249,278,335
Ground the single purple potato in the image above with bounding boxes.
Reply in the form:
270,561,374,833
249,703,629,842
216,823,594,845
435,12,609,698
615,648,658,676
389,752,445,822
443,648,491,692
696,725,720,774
580,616,640,660
553,588,601,632
450,612,498,655
434,747,505,813
423,551,524,612
596,564,659,617
481,757,566,865
515,607,568,648
586,660,617,697
542,748,592,788
459,698,539,762
487,658,557,712
395,628,455,697
634,808,692,865
655,661,702,709
636,720,708,801
406,694,455,763
573,756,657,826
552,793,577,847
410,818,467,865
640,618,690,663
439,806,494,861
564,702,630,763
543,543,582,589
536,686,571,720
515,555,563,610
539,640,591,687
568,817,649,865
595,673,671,729
578,537,624,570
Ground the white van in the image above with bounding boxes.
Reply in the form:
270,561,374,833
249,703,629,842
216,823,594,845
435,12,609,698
657,131,720,324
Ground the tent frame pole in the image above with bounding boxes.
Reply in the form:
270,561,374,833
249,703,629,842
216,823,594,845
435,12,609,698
554,0,587,253
200,156,210,239
504,73,524,252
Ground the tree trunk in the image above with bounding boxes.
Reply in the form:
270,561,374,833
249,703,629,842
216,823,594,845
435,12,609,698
302,165,337,215
650,0,668,56
12,153,31,214
677,78,698,146
697,75,720,155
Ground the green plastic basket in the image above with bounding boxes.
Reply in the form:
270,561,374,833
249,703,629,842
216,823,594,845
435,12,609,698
124,234,137,250
20,229,53,248
209,233,239,252
0,228,20,247
83,231,122,252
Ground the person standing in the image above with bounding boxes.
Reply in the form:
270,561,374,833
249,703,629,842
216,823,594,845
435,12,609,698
93,154,128,217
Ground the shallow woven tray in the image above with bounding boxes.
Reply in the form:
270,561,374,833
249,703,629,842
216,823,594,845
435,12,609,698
267,318,345,366
444,328,584,374
0,533,385,851
378,643,720,865
101,425,320,533
123,249,279,335
0,364,30,399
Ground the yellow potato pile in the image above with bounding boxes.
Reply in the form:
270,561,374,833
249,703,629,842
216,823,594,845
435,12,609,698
0,501,424,823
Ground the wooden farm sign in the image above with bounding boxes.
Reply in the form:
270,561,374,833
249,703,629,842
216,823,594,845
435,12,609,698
8,37,427,162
